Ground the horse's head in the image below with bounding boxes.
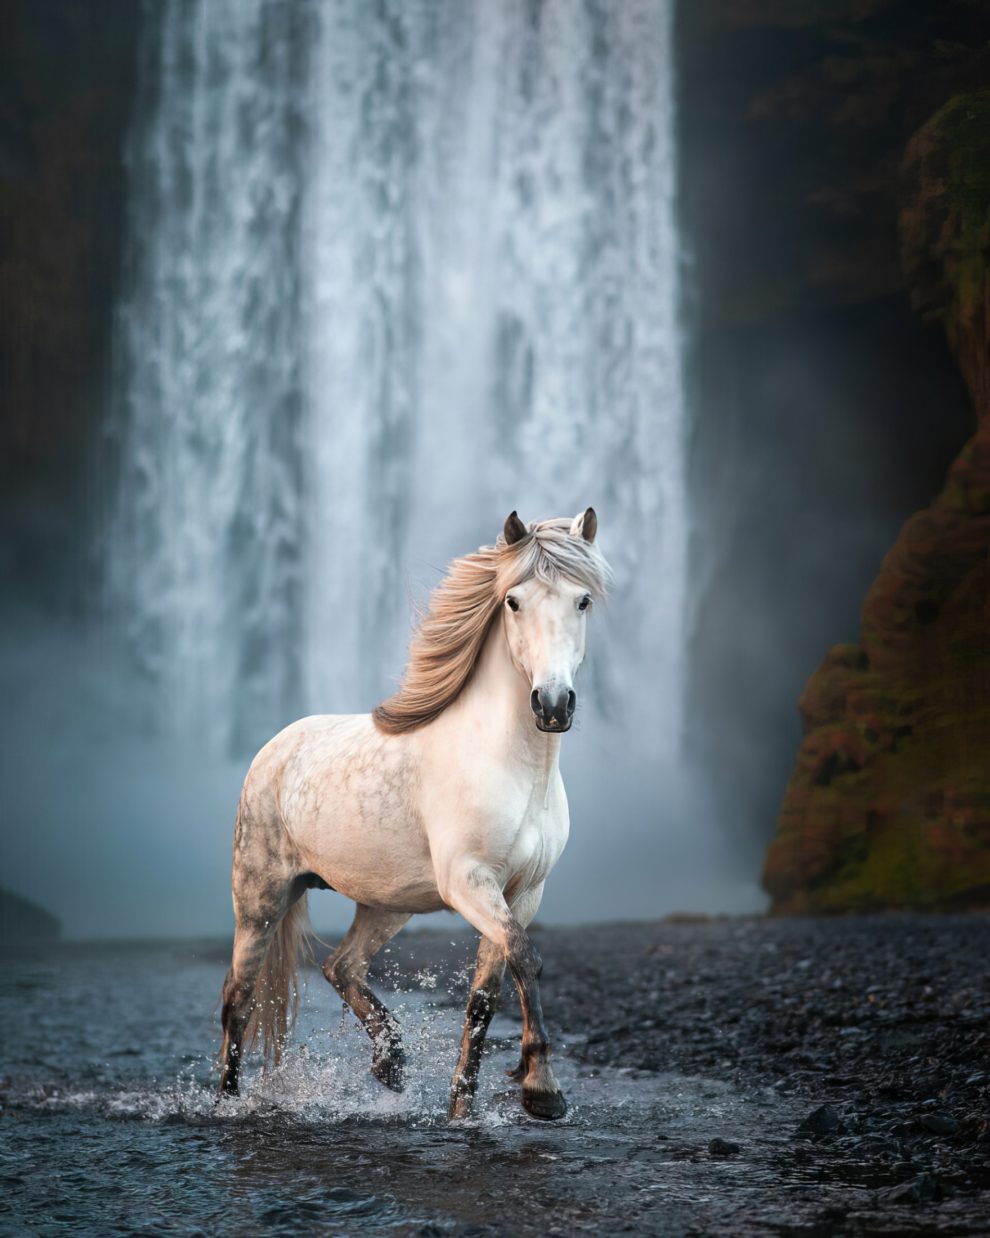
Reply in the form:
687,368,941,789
500,508,603,734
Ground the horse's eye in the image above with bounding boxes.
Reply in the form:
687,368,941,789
505,596,520,612
578,595,591,612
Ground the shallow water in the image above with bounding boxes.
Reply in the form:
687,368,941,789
0,938,966,1235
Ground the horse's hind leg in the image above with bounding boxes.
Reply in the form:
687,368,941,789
220,917,279,1095
323,904,410,1091
219,866,301,1096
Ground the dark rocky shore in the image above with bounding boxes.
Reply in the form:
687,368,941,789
391,912,990,1234
4,914,988,1235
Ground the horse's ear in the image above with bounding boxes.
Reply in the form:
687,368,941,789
570,507,597,543
503,510,529,545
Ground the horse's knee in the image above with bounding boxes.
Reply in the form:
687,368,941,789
507,929,542,982
466,985,498,1027
525,941,543,980
325,951,368,1002
323,952,348,992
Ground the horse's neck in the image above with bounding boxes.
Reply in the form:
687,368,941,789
445,618,561,777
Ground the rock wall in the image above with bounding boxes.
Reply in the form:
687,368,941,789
0,4,140,608
678,0,985,875
764,90,990,911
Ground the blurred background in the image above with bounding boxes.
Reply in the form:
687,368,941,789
2,0,987,939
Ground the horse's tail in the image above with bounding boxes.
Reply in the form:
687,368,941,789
243,893,314,1068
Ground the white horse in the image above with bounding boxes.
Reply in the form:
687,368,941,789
219,509,609,1120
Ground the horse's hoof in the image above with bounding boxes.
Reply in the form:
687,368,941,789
505,1057,526,1082
371,1051,406,1093
448,1094,474,1122
522,1087,567,1121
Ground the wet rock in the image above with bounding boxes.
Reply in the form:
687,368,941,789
795,1104,844,1140
848,1134,899,1155
495,915,990,1227
707,1138,741,1157
920,1114,959,1136
883,1172,944,1205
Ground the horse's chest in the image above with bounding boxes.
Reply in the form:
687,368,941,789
502,806,566,888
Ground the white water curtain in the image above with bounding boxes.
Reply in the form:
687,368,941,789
109,0,686,766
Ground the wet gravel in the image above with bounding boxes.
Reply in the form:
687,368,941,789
2,914,987,1235
401,912,990,1233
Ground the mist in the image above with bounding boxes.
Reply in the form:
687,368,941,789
1,555,761,940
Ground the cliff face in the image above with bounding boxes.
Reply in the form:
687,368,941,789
764,91,990,911
0,4,140,608
678,1,985,877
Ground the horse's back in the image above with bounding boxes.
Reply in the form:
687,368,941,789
253,712,372,761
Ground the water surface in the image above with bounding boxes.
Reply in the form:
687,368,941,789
1,937,825,1235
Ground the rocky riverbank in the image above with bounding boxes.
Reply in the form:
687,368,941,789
394,912,990,1233
3,913,987,1234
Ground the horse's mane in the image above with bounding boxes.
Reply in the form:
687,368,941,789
373,517,611,735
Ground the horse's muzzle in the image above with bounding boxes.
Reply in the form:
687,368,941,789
531,687,576,733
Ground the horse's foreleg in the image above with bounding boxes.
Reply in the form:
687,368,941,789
448,937,505,1119
509,946,565,1120
445,871,565,1121
448,883,544,1119
323,904,410,1091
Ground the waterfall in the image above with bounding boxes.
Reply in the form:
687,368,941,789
108,0,308,748
109,0,686,765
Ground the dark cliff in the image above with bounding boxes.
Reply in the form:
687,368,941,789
678,1,989,895
765,88,990,912
0,3,140,609
699,3,990,912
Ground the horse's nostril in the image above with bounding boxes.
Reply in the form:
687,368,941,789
566,690,576,716
530,689,541,715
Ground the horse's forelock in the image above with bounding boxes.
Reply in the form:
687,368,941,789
497,519,610,600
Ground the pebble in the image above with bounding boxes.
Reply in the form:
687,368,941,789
883,1172,944,1205
795,1104,844,1140
443,914,990,1228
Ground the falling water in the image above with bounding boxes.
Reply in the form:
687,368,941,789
109,0,686,764
108,0,309,749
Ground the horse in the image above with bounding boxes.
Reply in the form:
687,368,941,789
218,508,610,1120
